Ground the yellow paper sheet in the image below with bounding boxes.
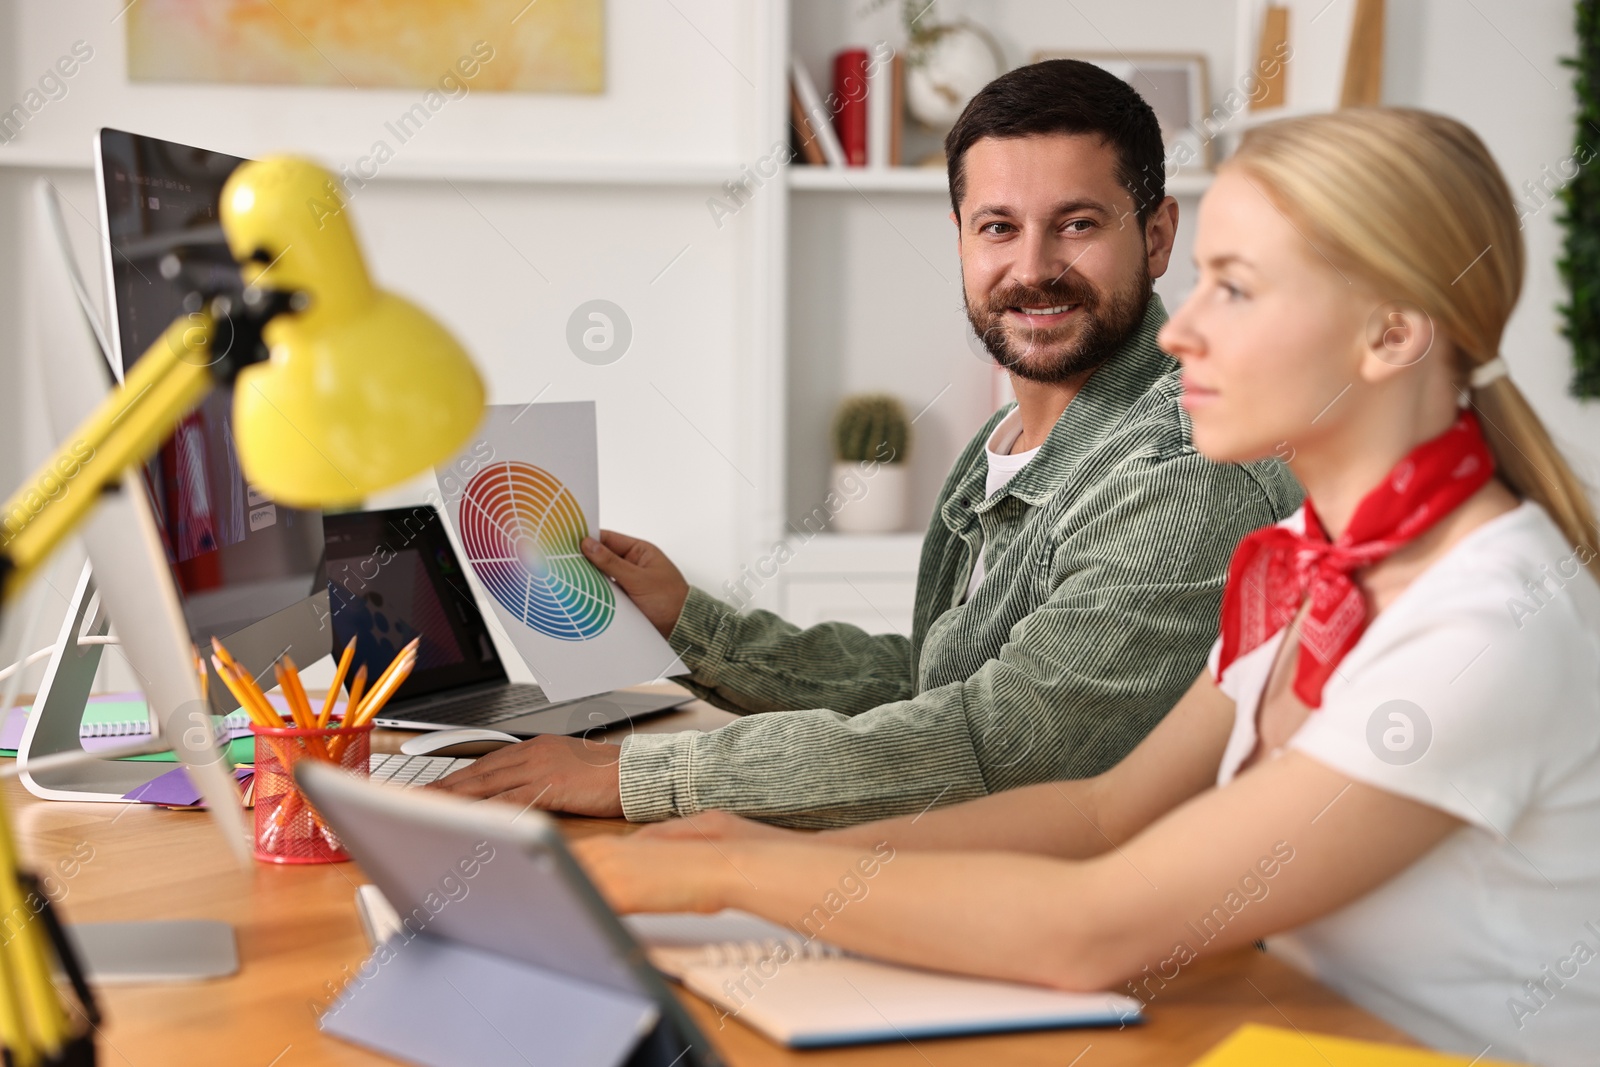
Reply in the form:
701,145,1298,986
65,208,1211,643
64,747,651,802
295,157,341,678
1190,1024,1528,1067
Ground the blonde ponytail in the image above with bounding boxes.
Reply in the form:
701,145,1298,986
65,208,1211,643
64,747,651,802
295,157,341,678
1473,376,1600,568
1231,108,1600,572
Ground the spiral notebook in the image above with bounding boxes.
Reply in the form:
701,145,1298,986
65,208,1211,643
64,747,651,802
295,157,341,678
358,889,1138,1046
356,889,1138,1047
621,910,1141,1047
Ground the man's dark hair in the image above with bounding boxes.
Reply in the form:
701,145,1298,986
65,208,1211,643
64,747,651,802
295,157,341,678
945,59,1166,224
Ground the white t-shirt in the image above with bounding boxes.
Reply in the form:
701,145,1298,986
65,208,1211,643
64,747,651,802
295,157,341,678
964,408,1042,600
1208,502,1600,1067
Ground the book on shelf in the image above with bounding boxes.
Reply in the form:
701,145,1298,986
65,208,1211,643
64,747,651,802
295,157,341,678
789,56,845,167
791,47,903,170
889,52,904,167
831,48,870,167
867,46,891,168
788,84,826,166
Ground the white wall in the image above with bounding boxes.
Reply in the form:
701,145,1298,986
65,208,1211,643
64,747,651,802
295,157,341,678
0,1,751,168
1384,0,1600,484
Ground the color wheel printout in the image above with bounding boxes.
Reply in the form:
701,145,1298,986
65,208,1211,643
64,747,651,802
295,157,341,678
438,402,686,701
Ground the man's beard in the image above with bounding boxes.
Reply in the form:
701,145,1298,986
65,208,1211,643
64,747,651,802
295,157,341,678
965,261,1153,384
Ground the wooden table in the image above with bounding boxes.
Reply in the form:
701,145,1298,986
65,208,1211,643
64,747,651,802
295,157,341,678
3,692,1416,1066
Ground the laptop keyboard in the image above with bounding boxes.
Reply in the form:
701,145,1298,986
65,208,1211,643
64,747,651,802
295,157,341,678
368,753,476,788
381,686,563,727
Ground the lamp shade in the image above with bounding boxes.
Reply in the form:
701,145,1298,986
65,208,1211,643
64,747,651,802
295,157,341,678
219,157,484,508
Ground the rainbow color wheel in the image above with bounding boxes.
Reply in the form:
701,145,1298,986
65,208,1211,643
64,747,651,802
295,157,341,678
457,462,614,641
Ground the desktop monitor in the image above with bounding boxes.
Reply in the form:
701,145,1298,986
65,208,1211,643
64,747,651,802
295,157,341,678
94,128,331,714
21,178,254,859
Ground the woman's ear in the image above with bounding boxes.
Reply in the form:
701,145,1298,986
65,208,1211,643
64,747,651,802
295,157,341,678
1359,299,1436,383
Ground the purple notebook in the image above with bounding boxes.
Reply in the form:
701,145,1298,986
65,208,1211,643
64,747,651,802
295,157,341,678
0,708,27,751
122,766,254,808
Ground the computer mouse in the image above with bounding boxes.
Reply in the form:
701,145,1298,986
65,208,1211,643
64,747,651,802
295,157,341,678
399,728,522,757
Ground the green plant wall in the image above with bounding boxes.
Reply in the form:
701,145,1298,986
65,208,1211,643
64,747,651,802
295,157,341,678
1560,0,1600,398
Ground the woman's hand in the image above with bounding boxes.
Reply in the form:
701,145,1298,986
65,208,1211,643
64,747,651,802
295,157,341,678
632,810,808,844
571,835,734,915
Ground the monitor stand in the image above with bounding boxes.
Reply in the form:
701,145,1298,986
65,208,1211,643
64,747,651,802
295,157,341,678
18,560,174,801
18,558,331,802
16,560,241,981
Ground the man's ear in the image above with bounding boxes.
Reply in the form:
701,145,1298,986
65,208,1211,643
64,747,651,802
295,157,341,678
1143,196,1179,280
1359,300,1436,382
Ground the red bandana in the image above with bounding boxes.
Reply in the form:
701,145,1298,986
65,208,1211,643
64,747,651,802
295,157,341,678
1216,410,1495,708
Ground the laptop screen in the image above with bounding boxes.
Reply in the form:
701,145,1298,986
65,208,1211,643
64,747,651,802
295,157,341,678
322,506,510,702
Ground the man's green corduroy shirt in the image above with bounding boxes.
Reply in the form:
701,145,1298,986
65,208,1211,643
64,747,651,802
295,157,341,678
619,297,1302,827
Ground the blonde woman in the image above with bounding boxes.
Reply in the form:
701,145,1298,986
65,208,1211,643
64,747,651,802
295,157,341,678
575,109,1600,1066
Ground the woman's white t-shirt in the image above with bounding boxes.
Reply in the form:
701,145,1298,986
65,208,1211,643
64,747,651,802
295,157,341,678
1208,503,1600,1067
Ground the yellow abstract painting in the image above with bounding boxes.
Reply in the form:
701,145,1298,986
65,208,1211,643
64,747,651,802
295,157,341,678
128,0,603,93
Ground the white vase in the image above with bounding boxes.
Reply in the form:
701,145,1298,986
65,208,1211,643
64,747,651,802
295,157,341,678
830,461,909,534
905,24,1004,130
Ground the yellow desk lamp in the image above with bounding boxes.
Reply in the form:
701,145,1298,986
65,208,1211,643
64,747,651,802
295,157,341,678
0,158,484,1066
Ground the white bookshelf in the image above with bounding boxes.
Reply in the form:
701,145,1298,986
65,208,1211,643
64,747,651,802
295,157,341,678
775,1,1233,621
788,164,1215,198
777,533,924,634
787,166,950,192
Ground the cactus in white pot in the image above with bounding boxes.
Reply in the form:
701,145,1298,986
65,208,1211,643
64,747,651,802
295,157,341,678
829,394,911,534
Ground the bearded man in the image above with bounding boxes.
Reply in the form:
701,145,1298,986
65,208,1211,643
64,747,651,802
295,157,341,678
434,59,1302,826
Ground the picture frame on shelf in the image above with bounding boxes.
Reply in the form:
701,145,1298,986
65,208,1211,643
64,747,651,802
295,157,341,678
1228,0,1386,129
1031,51,1212,170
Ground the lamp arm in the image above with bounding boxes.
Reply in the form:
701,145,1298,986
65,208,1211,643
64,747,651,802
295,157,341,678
0,311,226,1057
0,313,218,603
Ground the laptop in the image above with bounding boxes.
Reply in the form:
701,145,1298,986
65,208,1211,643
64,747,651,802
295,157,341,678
322,505,689,736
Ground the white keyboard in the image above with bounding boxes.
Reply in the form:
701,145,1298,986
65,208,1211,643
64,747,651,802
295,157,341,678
367,752,475,788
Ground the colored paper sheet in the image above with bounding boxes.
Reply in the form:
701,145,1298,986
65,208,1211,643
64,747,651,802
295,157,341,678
1189,1025,1528,1067
122,766,254,808
436,402,687,702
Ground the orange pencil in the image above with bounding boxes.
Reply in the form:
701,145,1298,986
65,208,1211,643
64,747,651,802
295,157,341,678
213,653,284,728
276,658,328,760
350,650,415,729
331,650,415,761
326,664,369,763
362,638,418,710
318,638,356,728
212,638,285,727
328,643,409,758
210,636,245,677
278,655,315,729
211,656,271,728
238,664,288,729
274,661,314,730
344,664,368,724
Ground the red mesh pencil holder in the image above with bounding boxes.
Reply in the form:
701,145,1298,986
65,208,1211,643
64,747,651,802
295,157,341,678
250,722,372,864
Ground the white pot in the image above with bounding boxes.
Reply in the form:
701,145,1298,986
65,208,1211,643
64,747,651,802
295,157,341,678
830,461,909,534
